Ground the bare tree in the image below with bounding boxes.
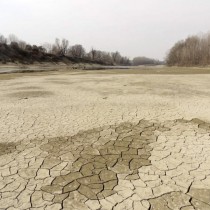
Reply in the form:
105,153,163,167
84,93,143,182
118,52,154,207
68,44,86,58
100,52,113,64
18,40,27,50
42,42,53,53
61,39,69,55
88,48,97,60
166,32,210,66
0,33,131,66
86,48,131,65
111,51,121,64
121,56,131,66
94,50,103,61
7,34,19,44
87,49,104,61
133,57,162,66
52,38,69,55
0,34,7,44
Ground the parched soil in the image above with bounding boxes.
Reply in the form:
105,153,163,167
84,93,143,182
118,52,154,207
0,68,210,210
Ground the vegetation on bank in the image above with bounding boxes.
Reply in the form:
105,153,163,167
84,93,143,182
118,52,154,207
166,32,210,66
0,34,130,65
132,56,164,66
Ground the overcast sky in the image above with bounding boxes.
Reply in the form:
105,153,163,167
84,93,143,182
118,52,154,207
0,0,210,60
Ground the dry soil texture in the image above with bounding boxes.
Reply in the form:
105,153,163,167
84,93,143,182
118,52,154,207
0,68,210,210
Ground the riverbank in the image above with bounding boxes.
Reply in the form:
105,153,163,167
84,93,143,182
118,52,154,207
1,69,210,209
1,64,210,75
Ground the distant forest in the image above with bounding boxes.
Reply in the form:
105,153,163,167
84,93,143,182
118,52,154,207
0,34,165,66
0,34,130,65
132,57,164,66
167,32,210,66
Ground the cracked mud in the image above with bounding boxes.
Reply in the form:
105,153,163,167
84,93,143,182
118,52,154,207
1,119,210,210
40,121,158,200
1,71,210,210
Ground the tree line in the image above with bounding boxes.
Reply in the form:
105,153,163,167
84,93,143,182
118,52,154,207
166,32,210,66
132,56,164,66
0,34,131,65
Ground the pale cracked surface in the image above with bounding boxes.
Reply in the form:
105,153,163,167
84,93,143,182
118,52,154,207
1,69,210,210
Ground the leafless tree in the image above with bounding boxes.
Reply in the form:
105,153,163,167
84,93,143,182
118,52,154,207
18,40,27,50
87,49,107,62
86,48,130,65
100,52,113,64
133,57,162,66
88,48,97,60
61,39,69,55
0,34,7,44
68,44,86,58
166,32,210,66
111,51,121,64
52,38,69,55
120,57,131,65
7,34,19,44
94,50,103,61
42,43,53,53
0,33,131,65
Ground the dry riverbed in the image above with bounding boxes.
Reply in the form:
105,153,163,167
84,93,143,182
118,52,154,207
0,67,210,210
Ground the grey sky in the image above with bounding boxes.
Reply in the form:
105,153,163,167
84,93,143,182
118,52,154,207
0,0,210,60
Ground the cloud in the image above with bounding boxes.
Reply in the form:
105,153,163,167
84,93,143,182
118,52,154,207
0,0,210,59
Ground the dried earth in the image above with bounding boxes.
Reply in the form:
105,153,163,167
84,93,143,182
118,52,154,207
0,68,210,210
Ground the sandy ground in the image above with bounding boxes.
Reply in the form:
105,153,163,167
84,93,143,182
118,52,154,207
0,68,210,210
